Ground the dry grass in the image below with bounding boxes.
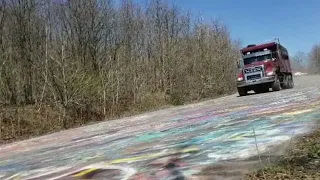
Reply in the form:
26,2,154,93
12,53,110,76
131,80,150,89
0,88,237,145
245,128,320,180
0,105,62,144
0,91,183,144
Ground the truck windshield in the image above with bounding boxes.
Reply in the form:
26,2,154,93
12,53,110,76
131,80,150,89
243,54,272,65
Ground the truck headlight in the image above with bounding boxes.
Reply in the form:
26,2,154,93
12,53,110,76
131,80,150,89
267,71,274,76
237,77,244,81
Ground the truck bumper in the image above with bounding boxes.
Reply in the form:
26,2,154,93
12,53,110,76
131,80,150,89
237,76,275,88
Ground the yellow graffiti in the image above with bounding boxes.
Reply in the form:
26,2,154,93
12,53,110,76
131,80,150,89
181,147,199,153
105,147,199,165
72,153,162,177
73,147,199,177
74,168,98,177
283,109,313,116
229,134,244,141
105,153,162,165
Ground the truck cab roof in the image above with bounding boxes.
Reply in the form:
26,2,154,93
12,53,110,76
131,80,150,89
241,42,278,55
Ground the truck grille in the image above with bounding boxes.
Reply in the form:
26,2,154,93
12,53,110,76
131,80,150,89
246,74,261,80
244,66,263,74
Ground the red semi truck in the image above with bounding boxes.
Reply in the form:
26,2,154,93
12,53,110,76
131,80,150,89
236,40,294,96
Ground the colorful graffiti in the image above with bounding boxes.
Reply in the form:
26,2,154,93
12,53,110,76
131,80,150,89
1,76,320,179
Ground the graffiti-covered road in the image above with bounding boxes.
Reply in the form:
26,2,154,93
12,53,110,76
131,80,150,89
1,75,320,180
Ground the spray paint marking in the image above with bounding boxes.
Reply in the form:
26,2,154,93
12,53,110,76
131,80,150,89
1,82,320,179
283,109,313,116
73,168,98,177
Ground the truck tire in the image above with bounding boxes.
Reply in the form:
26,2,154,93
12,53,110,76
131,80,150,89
281,75,289,89
288,74,294,89
238,87,247,96
272,75,281,91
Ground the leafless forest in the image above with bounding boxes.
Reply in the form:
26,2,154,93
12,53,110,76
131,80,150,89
0,0,242,143
309,44,320,74
291,45,320,73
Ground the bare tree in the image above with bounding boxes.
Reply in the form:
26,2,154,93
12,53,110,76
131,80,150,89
309,44,320,74
292,51,306,72
0,0,242,142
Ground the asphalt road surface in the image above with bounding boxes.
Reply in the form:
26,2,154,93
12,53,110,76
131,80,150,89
1,75,320,180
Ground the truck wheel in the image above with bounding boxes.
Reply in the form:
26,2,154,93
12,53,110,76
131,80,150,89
288,75,294,89
272,75,281,91
281,75,289,89
238,87,247,96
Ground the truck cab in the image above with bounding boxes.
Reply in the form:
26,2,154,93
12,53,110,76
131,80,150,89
236,41,294,96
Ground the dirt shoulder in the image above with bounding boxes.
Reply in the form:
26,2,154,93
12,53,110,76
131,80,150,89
195,121,320,180
244,125,320,180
